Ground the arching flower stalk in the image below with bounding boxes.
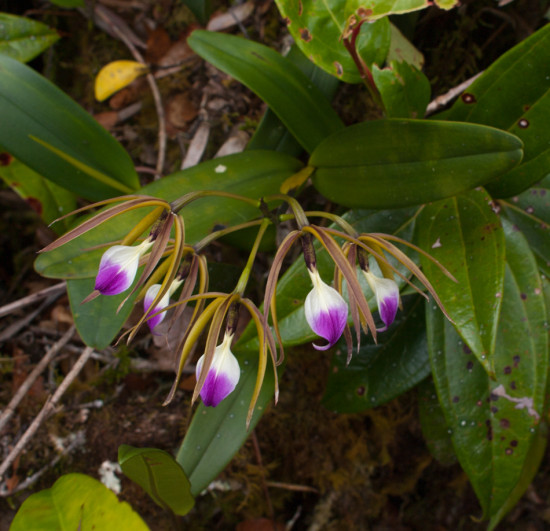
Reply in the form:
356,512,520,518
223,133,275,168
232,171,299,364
262,197,377,360
39,195,176,305
265,204,455,363
162,219,278,427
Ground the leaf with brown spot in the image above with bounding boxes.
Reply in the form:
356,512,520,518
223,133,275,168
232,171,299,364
427,220,548,526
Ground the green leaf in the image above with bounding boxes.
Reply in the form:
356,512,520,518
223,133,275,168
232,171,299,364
248,44,340,156
445,24,550,197
67,277,137,349
322,295,429,413
310,119,523,209
187,30,344,153
118,445,194,516
372,60,431,118
10,473,149,531
0,154,76,233
35,150,303,279
274,0,454,83
500,177,550,276
177,348,275,496
0,13,59,63
417,379,457,466
417,188,505,374
0,54,139,201
182,0,212,25
427,220,548,523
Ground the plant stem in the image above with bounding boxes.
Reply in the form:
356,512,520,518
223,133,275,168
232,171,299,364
235,218,271,295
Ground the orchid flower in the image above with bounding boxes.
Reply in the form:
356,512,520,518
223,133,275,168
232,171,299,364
143,278,184,333
195,332,240,407
362,271,400,331
304,268,348,350
95,239,154,296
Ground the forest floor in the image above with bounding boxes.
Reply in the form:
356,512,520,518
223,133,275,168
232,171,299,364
1,0,550,529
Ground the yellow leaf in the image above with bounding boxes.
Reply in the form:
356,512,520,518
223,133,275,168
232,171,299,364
94,60,149,102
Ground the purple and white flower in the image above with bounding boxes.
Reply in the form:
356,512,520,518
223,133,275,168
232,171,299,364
94,239,153,296
143,278,183,333
304,268,348,351
195,333,240,407
363,271,399,331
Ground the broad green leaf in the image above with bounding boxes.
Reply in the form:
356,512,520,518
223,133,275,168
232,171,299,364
0,54,139,201
0,13,59,63
0,154,76,233
274,1,455,82
310,119,523,209
67,277,137,349
35,150,303,279
427,220,548,523
372,61,430,118
118,445,194,516
248,44,340,156
187,30,344,153
417,188,505,374
322,295,429,412
177,348,275,496
500,176,550,276
445,24,550,197
10,473,149,531
417,379,457,466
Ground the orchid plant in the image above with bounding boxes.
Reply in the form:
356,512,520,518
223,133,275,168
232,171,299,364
2,1,549,529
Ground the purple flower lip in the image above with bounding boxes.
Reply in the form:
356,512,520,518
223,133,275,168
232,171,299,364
363,271,400,331
304,268,348,350
195,333,240,407
94,240,153,296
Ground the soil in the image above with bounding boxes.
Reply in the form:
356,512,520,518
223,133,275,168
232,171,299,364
1,1,549,530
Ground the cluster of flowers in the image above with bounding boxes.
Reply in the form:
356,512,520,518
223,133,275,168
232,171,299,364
42,193,449,424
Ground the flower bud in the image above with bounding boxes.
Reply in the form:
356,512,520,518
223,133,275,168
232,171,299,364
195,333,240,407
363,271,399,330
95,239,153,296
143,279,183,333
304,268,348,350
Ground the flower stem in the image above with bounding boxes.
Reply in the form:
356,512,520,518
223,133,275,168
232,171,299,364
195,219,264,252
235,218,271,295
263,194,310,229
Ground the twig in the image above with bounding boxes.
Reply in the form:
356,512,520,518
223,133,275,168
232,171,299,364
425,72,484,116
0,346,94,481
0,430,86,496
0,282,66,318
95,6,167,179
0,294,63,343
266,481,319,494
0,326,76,435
